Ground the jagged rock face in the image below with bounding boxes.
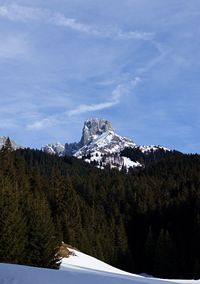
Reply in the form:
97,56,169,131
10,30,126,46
41,142,65,157
64,142,81,156
0,136,22,150
80,118,114,146
61,119,115,157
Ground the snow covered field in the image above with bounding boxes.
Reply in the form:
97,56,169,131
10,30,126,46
0,248,199,284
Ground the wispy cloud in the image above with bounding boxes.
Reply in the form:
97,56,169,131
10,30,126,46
0,4,44,22
68,77,141,117
51,13,100,36
27,117,58,130
67,98,118,117
0,4,154,40
135,39,170,76
52,13,154,40
27,100,118,130
116,30,154,40
26,77,141,129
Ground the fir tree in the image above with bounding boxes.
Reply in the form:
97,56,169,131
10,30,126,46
26,195,60,268
154,229,177,278
144,226,155,273
0,181,27,263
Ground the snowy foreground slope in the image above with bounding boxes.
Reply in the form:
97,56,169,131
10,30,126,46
0,248,199,284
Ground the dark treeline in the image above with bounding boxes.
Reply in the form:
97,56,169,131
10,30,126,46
0,140,200,279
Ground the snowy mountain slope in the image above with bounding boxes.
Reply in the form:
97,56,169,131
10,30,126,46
0,248,199,284
60,247,134,276
61,248,200,283
74,128,136,157
73,121,141,170
138,145,170,153
41,142,65,156
42,118,171,170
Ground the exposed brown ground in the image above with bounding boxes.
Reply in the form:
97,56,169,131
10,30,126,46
57,242,78,258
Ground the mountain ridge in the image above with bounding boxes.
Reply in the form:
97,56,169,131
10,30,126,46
42,118,171,170
0,119,172,170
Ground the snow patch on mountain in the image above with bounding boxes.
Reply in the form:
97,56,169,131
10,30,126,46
74,130,136,157
138,145,170,153
122,157,141,169
41,142,65,156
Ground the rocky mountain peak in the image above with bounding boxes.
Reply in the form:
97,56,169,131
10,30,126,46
0,136,22,150
41,142,65,157
80,118,114,146
41,118,171,171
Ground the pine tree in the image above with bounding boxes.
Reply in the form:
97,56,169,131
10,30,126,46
153,229,177,278
144,226,155,273
0,181,27,263
26,194,60,268
61,177,81,245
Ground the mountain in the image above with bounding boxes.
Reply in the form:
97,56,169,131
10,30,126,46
41,142,65,157
0,136,22,150
42,118,171,170
74,118,143,170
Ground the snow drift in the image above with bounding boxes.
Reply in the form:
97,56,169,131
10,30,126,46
0,247,199,284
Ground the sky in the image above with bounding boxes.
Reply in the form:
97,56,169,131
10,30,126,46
0,0,199,153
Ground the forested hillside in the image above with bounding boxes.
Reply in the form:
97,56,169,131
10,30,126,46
0,141,200,279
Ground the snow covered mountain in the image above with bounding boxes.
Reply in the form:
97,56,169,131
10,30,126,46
0,247,199,284
73,118,142,170
0,136,22,150
41,142,65,157
42,118,171,170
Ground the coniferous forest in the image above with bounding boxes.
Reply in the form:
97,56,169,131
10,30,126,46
1,141,200,279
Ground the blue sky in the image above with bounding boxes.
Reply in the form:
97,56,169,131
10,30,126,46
0,0,199,153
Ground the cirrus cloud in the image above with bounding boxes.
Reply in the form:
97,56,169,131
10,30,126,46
68,77,141,117
0,4,154,40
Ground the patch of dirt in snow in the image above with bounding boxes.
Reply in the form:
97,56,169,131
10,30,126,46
57,242,78,258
